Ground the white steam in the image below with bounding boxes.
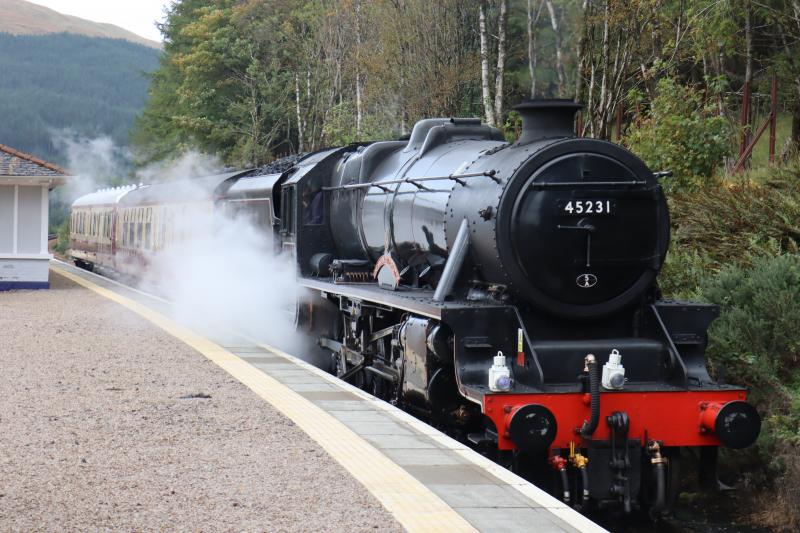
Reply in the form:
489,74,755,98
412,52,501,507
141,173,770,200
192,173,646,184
52,133,130,201
56,134,306,358
136,151,224,184
142,199,302,352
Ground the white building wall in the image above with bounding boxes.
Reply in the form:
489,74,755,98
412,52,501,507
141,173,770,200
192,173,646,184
0,185,13,252
17,185,42,253
0,182,53,289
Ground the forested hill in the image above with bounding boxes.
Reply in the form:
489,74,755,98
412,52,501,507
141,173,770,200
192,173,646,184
0,32,160,164
0,0,160,49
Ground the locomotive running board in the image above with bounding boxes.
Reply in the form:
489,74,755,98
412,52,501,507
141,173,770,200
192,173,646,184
301,278,445,319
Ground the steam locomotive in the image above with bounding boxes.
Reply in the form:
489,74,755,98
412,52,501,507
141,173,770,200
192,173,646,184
71,99,760,515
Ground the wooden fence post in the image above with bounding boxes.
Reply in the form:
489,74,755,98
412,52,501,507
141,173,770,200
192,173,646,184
769,73,778,165
739,80,751,160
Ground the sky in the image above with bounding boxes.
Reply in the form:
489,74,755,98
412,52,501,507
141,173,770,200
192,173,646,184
26,0,170,42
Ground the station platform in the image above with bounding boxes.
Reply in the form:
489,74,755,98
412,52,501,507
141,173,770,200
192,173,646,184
1,261,607,532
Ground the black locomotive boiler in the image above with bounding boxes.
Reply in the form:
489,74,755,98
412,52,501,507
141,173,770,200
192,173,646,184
156,99,762,514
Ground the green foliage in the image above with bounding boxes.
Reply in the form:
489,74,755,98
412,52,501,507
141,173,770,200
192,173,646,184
502,110,522,142
669,179,800,269
702,255,800,396
53,220,70,256
658,238,711,300
0,32,159,163
320,101,395,146
623,78,732,191
699,255,800,524
660,163,800,525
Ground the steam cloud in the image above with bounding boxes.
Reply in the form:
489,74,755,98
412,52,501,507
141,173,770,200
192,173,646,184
52,133,131,202
142,197,304,353
58,134,307,361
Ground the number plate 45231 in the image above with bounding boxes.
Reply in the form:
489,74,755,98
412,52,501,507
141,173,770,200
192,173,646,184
560,199,614,215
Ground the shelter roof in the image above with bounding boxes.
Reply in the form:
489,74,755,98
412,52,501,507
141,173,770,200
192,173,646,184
0,144,68,184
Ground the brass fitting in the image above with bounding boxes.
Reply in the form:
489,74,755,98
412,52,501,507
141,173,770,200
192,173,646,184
572,453,589,469
569,441,589,468
583,354,596,373
648,441,668,465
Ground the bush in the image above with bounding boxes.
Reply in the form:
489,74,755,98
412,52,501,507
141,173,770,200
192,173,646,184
702,255,800,395
624,78,732,192
669,179,800,269
699,255,800,528
53,220,70,256
658,159,800,529
658,238,712,300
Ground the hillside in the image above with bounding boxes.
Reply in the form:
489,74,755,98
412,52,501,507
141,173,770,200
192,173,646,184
0,32,160,164
0,0,161,49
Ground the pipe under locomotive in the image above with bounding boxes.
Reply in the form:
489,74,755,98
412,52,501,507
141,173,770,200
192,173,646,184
271,100,760,514
69,99,762,516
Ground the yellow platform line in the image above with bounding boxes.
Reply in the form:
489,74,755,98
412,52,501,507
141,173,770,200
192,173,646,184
51,265,476,533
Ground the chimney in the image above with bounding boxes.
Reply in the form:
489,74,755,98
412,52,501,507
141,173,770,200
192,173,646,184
514,99,583,144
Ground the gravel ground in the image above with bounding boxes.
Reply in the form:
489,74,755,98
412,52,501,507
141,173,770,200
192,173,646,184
0,272,403,532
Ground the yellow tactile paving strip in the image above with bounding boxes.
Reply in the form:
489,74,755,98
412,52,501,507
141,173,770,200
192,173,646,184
52,265,477,533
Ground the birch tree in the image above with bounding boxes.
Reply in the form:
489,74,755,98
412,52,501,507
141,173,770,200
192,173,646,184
494,0,508,121
527,0,545,97
479,1,495,125
479,0,508,127
545,0,567,96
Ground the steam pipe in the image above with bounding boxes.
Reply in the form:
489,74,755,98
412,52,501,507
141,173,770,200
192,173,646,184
433,218,469,302
549,456,570,503
653,463,667,513
559,468,570,504
580,466,589,504
649,441,668,517
580,355,600,437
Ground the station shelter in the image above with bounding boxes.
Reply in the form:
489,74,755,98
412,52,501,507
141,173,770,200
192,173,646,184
0,144,68,290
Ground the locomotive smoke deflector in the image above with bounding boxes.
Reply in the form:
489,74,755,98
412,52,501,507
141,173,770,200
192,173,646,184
514,99,583,144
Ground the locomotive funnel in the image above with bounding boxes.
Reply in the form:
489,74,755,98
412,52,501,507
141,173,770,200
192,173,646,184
514,99,583,144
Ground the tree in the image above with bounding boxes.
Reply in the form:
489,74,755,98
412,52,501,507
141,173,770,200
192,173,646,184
479,0,508,126
527,0,545,97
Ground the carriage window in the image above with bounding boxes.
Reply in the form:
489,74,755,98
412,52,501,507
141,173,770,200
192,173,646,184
137,223,143,247
145,223,152,249
129,224,135,247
